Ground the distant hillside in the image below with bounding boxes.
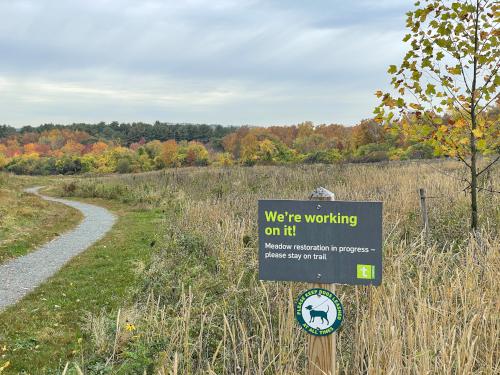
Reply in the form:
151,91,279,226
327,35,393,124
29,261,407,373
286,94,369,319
0,122,238,147
1,107,497,175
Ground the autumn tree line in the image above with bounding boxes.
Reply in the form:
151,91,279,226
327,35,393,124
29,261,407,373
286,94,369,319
0,111,497,175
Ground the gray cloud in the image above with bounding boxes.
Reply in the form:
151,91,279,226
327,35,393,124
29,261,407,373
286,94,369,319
0,0,413,127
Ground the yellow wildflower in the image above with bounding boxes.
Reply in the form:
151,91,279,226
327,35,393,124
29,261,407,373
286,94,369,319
0,361,10,373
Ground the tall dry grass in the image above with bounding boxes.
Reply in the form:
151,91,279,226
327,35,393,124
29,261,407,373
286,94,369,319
60,161,499,374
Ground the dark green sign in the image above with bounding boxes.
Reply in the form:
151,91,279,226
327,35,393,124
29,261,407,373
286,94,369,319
258,199,383,285
295,288,343,336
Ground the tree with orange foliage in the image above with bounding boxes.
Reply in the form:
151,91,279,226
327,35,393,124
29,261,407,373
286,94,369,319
23,143,39,156
222,132,239,158
5,138,21,157
315,124,351,150
35,143,51,156
91,141,109,155
61,140,85,156
160,140,179,167
351,120,385,149
267,125,298,147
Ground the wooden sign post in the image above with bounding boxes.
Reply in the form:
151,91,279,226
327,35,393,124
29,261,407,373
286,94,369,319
258,187,383,375
418,188,429,241
308,187,336,375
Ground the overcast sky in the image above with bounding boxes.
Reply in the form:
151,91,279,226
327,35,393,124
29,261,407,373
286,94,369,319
0,0,414,128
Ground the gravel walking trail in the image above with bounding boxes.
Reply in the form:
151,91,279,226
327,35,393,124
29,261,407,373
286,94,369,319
0,187,116,311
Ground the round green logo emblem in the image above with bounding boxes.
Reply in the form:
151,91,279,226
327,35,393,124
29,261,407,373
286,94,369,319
295,288,343,336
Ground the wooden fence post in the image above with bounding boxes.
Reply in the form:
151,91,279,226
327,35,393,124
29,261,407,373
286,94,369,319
419,188,429,240
308,187,336,375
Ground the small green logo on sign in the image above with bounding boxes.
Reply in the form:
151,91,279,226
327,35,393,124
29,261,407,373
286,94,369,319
295,288,343,336
357,264,375,279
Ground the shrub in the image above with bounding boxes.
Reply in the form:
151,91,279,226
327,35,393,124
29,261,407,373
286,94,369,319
351,143,390,163
116,158,132,174
404,143,435,159
304,148,342,164
55,156,84,174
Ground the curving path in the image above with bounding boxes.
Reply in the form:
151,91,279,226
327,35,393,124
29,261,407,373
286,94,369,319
0,187,116,311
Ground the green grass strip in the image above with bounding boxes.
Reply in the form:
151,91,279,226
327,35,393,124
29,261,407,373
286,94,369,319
0,199,161,374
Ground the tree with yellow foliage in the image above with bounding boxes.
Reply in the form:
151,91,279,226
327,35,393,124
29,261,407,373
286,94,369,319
0,153,7,169
160,140,179,167
375,0,499,230
185,141,209,166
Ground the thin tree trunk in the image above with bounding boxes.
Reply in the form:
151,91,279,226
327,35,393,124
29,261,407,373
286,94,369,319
470,150,478,230
469,0,480,230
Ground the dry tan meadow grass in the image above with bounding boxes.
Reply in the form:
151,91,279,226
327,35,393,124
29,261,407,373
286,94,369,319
60,160,499,374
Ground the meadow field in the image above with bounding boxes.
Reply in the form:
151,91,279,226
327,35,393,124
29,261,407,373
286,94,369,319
5,160,497,374
0,0,498,373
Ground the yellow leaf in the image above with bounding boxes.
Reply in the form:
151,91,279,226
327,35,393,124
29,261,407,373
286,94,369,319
472,128,483,138
438,125,448,133
454,119,466,128
459,137,469,145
